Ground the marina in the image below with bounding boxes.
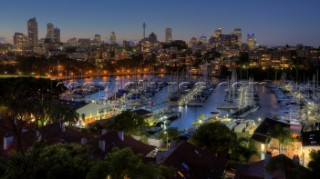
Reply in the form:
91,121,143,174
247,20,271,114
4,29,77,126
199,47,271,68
61,75,284,133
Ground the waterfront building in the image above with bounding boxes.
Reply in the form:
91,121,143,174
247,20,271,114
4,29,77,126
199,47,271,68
165,28,172,43
46,23,54,41
53,28,61,43
13,32,27,51
27,17,38,50
247,32,256,50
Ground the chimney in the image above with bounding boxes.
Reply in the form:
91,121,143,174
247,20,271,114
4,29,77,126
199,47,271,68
81,138,87,145
98,140,105,152
118,131,124,141
101,129,107,135
3,134,14,150
36,130,42,141
293,155,300,165
60,122,66,132
264,151,272,179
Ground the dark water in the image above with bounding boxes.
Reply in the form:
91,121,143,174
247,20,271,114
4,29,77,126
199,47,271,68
67,76,279,131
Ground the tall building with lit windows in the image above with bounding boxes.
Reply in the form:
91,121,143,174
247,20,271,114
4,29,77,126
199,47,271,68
213,28,222,39
165,28,172,43
46,23,54,41
110,31,116,45
27,17,38,50
233,28,242,46
247,33,256,50
13,32,27,51
53,28,60,43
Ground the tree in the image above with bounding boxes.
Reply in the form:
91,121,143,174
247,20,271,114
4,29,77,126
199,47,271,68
231,137,258,163
3,143,92,179
107,110,146,135
270,124,293,154
106,147,170,179
190,122,237,157
308,150,320,177
158,127,179,143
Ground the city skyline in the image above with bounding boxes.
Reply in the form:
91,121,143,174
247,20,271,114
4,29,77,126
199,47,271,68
0,0,320,47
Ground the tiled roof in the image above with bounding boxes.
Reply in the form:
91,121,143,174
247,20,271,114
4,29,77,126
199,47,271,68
235,154,312,179
94,130,154,157
252,118,290,143
156,141,227,179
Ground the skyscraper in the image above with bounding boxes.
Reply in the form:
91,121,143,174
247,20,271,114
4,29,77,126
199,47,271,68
247,33,256,50
165,28,172,43
233,28,242,46
46,23,54,41
95,34,101,42
110,31,116,45
213,28,222,39
143,22,146,39
27,17,38,50
53,28,61,43
13,32,27,51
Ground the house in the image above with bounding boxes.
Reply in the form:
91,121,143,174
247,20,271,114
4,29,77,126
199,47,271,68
301,130,320,167
39,122,91,145
252,118,302,159
0,117,38,156
156,141,228,179
94,130,155,158
235,152,312,179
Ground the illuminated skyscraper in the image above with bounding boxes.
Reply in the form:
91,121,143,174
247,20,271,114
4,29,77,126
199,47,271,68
247,33,256,50
13,32,27,51
27,17,38,50
143,22,146,39
95,34,101,42
110,31,116,45
46,23,54,41
53,28,60,43
213,28,222,39
233,28,242,46
199,34,207,44
165,28,172,43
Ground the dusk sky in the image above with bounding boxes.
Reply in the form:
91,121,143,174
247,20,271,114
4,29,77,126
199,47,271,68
1,0,320,47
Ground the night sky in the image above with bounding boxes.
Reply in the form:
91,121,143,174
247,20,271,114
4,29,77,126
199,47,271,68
1,0,320,47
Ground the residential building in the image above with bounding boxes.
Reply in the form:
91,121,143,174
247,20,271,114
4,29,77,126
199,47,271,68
13,32,27,51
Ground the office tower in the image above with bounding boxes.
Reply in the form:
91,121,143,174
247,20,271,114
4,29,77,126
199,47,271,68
110,31,116,45
53,28,60,43
199,34,207,44
13,32,27,51
95,34,101,43
233,28,242,46
165,28,172,43
247,33,256,50
27,17,38,50
213,28,222,39
143,22,146,39
46,23,54,41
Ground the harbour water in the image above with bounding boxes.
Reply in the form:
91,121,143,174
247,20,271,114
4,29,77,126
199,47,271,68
65,75,280,131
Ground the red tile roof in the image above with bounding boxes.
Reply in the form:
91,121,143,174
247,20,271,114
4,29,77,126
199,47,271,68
156,141,228,179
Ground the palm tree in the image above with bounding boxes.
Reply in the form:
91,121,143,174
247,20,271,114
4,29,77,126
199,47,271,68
270,124,293,154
